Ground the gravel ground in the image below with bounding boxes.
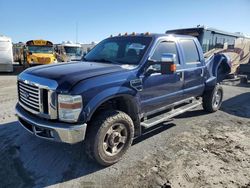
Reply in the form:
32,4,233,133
0,66,250,188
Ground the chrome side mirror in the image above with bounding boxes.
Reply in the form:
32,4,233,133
146,53,177,76
160,53,177,74
161,53,176,63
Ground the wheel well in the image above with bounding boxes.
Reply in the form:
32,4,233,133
89,96,141,136
216,58,231,82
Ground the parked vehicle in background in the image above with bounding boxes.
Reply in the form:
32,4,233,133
16,33,231,166
55,41,83,62
23,40,57,68
0,35,14,72
238,63,250,83
166,26,250,75
81,42,97,55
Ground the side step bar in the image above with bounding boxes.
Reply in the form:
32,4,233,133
141,100,201,129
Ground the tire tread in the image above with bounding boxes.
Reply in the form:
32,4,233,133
85,110,134,166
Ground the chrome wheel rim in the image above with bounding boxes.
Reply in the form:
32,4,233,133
212,89,222,108
103,123,128,156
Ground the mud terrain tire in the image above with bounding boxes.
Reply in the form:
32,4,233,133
85,110,134,166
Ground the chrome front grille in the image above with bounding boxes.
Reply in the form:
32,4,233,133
18,80,57,120
17,74,58,120
18,81,40,113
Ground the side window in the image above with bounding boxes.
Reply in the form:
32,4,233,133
151,41,179,64
215,36,225,48
180,39,200,63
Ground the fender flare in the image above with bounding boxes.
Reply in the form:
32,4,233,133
212,54,231,78
81,86,140,122
205,54,231,89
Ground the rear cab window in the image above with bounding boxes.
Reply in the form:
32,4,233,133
179,39,201,65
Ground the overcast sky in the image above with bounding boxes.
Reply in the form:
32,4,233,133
0,0,249,43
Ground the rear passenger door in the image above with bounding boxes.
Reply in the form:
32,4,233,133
179,39,205,98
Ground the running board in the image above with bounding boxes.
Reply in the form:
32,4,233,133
141,100,201,129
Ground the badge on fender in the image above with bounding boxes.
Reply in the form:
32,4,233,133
130,79,143,91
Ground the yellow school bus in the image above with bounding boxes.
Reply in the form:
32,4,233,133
23,40,57,68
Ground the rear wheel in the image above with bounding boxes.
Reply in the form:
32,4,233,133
85,110,134,166
202,84,223,112
217,65,224,82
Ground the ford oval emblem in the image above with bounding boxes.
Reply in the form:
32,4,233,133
23,91,30,99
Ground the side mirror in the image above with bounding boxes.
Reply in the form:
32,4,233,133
160,53,177,74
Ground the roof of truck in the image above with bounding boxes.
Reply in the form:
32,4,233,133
109,33,195,40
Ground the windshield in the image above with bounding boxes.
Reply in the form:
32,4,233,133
84,36,152,65
28,46,53,54
64,46,82,56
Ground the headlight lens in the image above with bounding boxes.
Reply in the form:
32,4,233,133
58,94,82,122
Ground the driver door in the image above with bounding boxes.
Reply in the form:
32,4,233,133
140,40,184,114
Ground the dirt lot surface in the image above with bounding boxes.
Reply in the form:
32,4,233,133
0,66,250,188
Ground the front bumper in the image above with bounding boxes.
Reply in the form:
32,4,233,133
15,104,87,144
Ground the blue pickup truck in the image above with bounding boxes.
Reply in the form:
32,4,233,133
16,33,231,166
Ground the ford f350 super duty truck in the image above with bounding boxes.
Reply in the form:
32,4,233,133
16,33,231,166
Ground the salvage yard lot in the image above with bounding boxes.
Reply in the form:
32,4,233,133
0,68,250,188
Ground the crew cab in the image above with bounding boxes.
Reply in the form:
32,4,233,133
16,33,231,166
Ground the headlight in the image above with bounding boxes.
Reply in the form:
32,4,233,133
58,94,82,122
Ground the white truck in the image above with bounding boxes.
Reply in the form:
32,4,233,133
0,35,14,72
55,41,83,62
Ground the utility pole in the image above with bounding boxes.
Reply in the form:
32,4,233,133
76,21,78,43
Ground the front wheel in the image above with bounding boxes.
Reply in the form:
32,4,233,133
85,110,134,166
202,84,223,112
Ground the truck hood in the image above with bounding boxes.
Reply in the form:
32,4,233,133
23,61,125,92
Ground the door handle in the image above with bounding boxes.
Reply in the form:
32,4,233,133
200,68,204,77
176,72,181,76
176,71,184,81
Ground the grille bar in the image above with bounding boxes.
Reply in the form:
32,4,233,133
20,95,39,107
19,89,39,99
20,97,39,108
19,81,39,90
19,85,39,95
18,81,40,113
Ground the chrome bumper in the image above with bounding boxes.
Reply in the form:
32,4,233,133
15,104,87,144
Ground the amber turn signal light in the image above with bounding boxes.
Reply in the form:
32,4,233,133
170,64,177,72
